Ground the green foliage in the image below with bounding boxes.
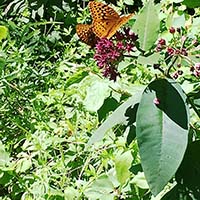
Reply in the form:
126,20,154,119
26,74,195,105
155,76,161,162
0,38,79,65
0,26,8,41
133,1,160,51
0,0,199,199
136,79,189,195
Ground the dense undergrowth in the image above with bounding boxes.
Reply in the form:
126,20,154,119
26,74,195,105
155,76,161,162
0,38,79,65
0,0,199,199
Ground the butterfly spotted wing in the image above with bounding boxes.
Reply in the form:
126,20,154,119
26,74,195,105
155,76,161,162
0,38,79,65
76,24,98,47
89,1,119,20
89,1,134,38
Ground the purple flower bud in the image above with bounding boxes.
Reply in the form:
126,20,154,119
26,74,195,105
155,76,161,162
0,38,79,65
194,63,200,71
156,44,163,52
158,38,166,45
175,49,180,54
173,72,179,79
181,48,188,56
126,43,134,52
167,47,174,55
153,98,160,105
115,32,124,40
194,70,200,77
169,27,176,34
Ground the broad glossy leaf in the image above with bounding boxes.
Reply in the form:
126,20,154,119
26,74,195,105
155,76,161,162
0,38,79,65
133,1,159,51
136,79,189,195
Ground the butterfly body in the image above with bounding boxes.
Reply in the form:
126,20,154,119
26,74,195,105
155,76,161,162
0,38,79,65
76,1,134,46
76,24,98,47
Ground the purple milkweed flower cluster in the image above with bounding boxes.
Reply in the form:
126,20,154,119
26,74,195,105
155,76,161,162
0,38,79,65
94,28,138,81
155,26,200,79
156,27,189,56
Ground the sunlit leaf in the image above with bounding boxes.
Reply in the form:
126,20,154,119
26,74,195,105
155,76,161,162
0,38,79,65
133,0,159,51
84,79,111,112
84,174,114,200
0,26,8,41
0,141,10,167
115,150,133,185
132,172,149,189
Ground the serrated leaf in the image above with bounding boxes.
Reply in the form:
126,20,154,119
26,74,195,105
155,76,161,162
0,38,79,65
133,1,159,51
136,79,189,195
115,150,133,185
0,26,8,41
87,88,144,145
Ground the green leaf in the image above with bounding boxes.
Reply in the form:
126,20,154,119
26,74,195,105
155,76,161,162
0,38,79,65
124,0,134,5
97,97,120,122
172,15,185,28
176,140,200,191
64,187,79,200
115,150,133,185
183,0,200,8
132,1,159,51
136,79,189,195
84,174,114,200
87,88,144,145
65,71,88,88
0,141,10,167
84,80,111,112
0,26,8,41
132,172,149,189
137,53,160,65
16,158,32,173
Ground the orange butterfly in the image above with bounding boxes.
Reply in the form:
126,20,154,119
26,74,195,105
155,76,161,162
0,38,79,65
76,1,134,46
76,24,98,47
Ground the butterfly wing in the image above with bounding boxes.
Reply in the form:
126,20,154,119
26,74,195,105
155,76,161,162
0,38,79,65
92,13,134,38
92,20,115,38
76,24,98,47
89,1,119,20
108,13,134,37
